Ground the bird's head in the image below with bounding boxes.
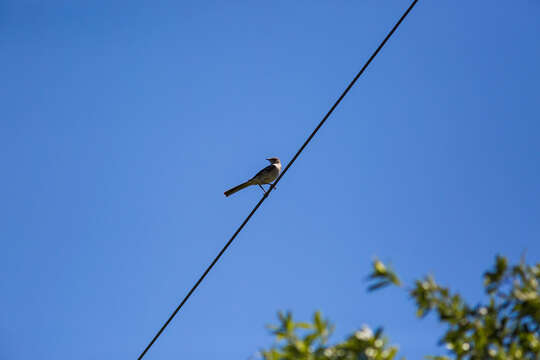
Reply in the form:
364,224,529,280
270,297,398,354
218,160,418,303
266,157,281,165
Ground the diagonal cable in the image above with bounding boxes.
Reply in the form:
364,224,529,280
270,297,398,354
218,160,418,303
137,1,419,358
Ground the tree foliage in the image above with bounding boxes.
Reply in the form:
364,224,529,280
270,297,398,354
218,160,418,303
259,256,540,360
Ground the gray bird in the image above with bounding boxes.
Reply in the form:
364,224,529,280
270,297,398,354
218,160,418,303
224,157,281,197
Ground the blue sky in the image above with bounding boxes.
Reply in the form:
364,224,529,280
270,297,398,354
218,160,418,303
1,1,539,359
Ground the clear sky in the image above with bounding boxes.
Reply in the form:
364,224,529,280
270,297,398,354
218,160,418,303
1,1,539,359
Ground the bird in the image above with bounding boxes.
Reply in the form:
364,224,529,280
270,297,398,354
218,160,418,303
224,157,282,197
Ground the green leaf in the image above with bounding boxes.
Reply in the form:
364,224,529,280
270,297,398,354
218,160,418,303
368,281,392,292
295,322,312,330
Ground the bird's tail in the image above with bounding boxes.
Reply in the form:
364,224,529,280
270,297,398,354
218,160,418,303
224,180,254,197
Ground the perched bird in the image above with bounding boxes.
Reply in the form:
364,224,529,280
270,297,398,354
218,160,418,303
224,157,281,197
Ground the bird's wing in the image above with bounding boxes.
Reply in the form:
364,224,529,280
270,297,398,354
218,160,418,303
252,164,275,179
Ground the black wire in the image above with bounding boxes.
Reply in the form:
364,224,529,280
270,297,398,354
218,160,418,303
137,1,419,358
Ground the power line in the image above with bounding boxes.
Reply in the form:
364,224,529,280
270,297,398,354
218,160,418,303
137,1,419,358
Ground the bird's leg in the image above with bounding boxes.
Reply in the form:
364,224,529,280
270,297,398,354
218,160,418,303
257,184,267,194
